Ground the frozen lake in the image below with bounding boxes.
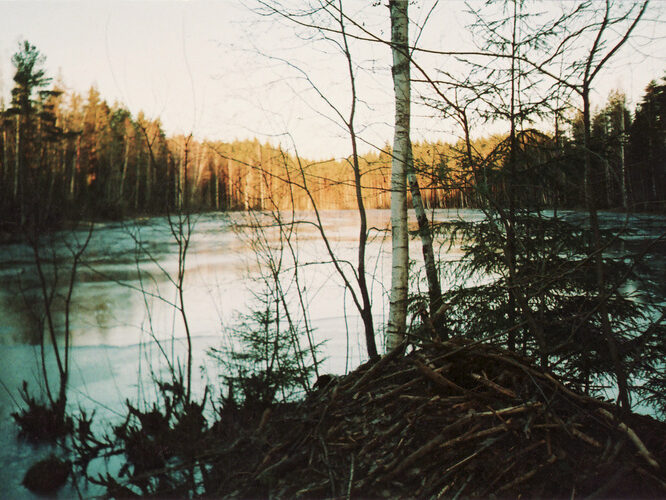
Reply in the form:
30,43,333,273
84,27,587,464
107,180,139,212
0,208,664,498
0,209,472,498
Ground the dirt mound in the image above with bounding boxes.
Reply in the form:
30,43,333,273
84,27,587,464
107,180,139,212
207,338,666,498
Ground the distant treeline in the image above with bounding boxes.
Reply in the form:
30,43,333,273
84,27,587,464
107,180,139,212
1,43,664,232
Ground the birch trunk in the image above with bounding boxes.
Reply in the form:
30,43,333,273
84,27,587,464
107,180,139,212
406,143,442,319
386,0,410,351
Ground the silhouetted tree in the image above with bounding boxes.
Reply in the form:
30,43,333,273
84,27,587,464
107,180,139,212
627,77,666,210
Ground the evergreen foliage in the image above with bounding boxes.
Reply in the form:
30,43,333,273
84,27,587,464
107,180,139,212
438,209,664,409
628,77,666,210
210,291,319,409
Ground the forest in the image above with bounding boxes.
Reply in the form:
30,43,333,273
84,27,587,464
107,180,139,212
2,0,666,498
1,41,664,236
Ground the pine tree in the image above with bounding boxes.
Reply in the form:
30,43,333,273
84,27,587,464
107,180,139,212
627,77,666,210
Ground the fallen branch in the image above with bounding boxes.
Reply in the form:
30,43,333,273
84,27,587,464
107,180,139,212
471,372,518,399
413,358,466,394
597,408,660,470
475,402,542,417
349,340,406,392
570,427,602,448
497,454,558,493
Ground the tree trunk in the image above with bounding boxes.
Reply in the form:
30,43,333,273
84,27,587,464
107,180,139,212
334,0,379,359
135,147,141,210
506,1,519,352
119,137,129,199
227,159,233,209
342,141,378,355
214,169,220,210
619,103,628,210
582,89,630,411
14,116,21,206
406,142,442,321
66,137,76,201
1,127,6,191
387,0,410,351
144,147,151,209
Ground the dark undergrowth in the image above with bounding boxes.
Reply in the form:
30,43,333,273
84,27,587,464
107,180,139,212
13,338,666,498
11,381,72,442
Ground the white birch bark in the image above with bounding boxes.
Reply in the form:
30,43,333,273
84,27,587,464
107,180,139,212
386,0,409,351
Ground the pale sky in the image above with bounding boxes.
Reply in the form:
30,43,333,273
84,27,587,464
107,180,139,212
0,1,663,159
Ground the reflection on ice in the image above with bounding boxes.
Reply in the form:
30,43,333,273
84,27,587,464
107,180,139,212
0,209,663,350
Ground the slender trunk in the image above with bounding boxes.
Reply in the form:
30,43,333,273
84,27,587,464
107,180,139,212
554,111,561,214
69,136,79,200
507,0,519,352
406,142,442,321
135,146,141,210
244,166,250,211
14,115,20,199
387,0,410,351
227,159,233,209
177,156,183,210
354,156,377,358
604,150,613,208
258,144,264,210
119,137,129,199
1,127,6,192
338,0,378,359
31,240,65,401
350,122,377,360
144,148,151,209
15,115,23,225
183,138,190,210
619,103,628,210
582,88,630,411
500,2,546,361
179,250,192,402
45,144,56,216
649,145,657,202
214,169,220,210
194,158,206,205
61,223,92,408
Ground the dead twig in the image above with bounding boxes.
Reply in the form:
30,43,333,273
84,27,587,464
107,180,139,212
475,402,541,417
413,358,466,394
597,408,660,470
471,372,518,398
570,427,602,448
346,454,355,500
349,340,406,392
497,454,557,493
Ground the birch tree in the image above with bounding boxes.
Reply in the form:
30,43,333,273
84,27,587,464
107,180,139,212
386,0,410,350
